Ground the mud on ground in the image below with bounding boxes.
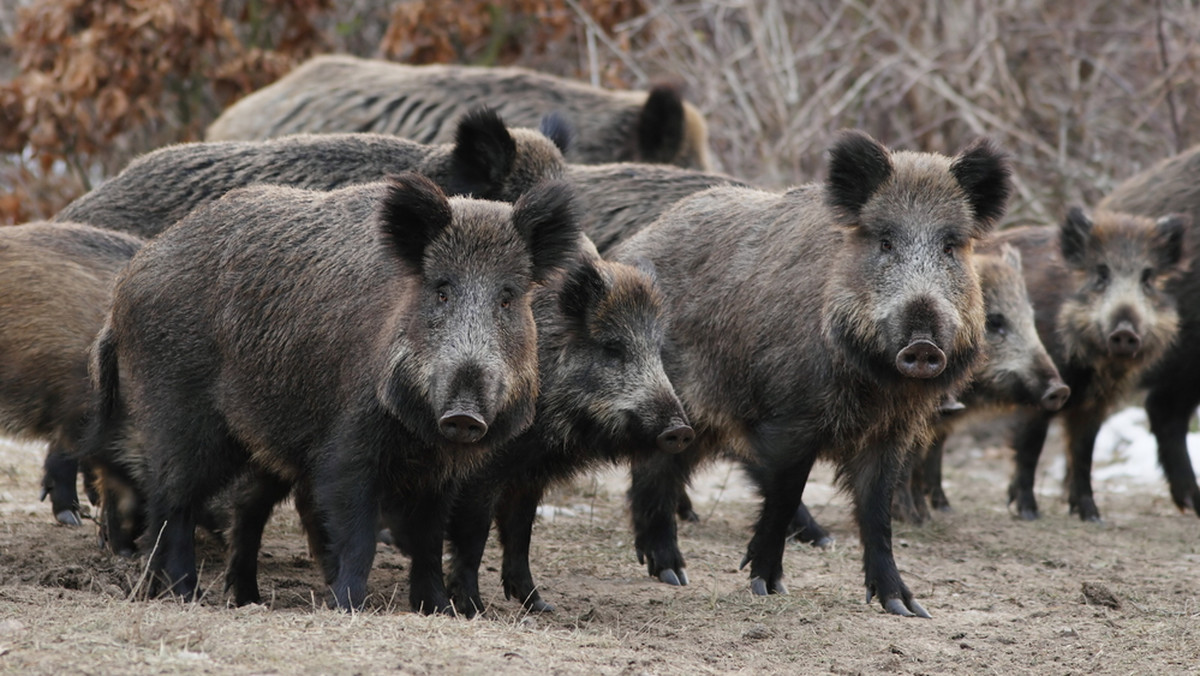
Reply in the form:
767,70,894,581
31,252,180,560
1,431,1198,675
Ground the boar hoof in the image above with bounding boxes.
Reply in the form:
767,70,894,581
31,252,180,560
54,509,83,527
883,597,931,619
749,576,785,596
526,597,554,613
677,507,700,523
658,569,688,586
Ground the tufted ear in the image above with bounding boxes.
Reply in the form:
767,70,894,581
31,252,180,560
378,173,453,272
1059,207,1094,268
511,180,581,282
1153,213,1189,270
448,107,517,199
637,84,687,164
539,112,573,155
824,130,893,222
558,257,609,326
950,137,1012,236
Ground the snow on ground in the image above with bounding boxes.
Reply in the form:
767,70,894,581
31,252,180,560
1049,406,1200,492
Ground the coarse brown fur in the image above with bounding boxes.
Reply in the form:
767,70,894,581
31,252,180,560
205,54,712,170
57,109,565,239
613,130,1011,617
0,222,144,525
82,174,580,613
994,208,1188,521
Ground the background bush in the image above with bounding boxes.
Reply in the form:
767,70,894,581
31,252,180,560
2,0,1198,226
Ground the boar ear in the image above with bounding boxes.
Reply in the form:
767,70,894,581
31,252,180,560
378,173,453,271
539,112,573,155
449,107,517,199
825,130,892,221
559,258,609,324
1154,213,1189,269
1059,207,1093,267
512,180,581,282
630,256,659,285
637,84,686,164
998,243,1024,273
950,137,1012,235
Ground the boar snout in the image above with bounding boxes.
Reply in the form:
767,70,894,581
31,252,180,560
1107,320,1141,357
438,409,489,444
895,337,946,379
1041,380,1071,411
656,419,694,454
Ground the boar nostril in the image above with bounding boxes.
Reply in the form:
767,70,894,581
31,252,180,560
895,339,946,379
1041,382,1071,412
1107,327,1141,357
438,411,488,443
656,424,694,453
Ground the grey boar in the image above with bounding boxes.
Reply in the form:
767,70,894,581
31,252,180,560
439,254,693,615
56,108,566,239
612,130,1012,617
896,244,1070,522
82,174,580,612
995,208,1187,521
205,54,712,170
1097,149,1200,516
0,221,143,526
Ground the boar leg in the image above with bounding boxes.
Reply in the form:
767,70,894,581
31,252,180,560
629,449,704,586
496,480,554,612
675,491,700,523
739,443,817,596
1008,409,1051,520
891,447,927,525
743,462,832,546
854,442,930,618
314,451,380,611
145,501,200,601
225,468,293,606
922,432,952,512
446,480,502,617
40,440,83,526
378,484,454,615
1063,405,1105,522
1145,386,1200,517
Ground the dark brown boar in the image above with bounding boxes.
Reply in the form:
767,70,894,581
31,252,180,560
1098,147,1200,517
205,54,712,170
82,174,580,612
0,222,144,526
438,254,693,615
895,244,1070,523
995,208,1187,522
56,108,565,239
612,130,1012,617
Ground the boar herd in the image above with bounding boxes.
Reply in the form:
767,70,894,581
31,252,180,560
1,53,1197,620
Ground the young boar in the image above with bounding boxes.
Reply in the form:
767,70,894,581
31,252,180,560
995,209,1187,521
82,174,580,612
1098,147,1200,517
612,130,1012,617
896,245,1070,522
0,222,143,526
205,54,712,170
56,108,565,239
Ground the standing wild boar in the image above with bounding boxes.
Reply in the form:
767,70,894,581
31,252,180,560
205,54,712,170
56,108,566,239
995,208,1187,521
82,174,580,612
0,222,143,526
611,130,1012,617
896,245,1070,523
1099,147,1200,517
438,254,693,615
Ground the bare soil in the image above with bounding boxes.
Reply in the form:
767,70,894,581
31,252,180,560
1,429,1198,675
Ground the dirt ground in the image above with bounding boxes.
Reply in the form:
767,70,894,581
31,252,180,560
1,425,1198,675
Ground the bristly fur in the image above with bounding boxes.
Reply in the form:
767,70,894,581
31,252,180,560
538,112,572,155
511,181,582,282
638,85,687,164
449,107,517,197
948,137,1012,232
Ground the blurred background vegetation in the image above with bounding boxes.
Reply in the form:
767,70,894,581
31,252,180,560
2,0,1198,226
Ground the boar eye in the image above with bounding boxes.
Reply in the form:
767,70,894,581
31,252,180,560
880,238,893,252
602,341,625,360
499,290,513,309
1096,264,1110,284
1141,267,1154,285
985,313,1007,336
436,284,450,303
